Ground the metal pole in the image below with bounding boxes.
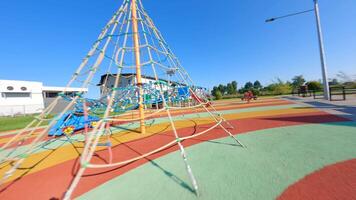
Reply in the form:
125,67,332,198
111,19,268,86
131,0,146,134
314,0,330,100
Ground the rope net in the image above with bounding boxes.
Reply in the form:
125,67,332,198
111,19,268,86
0,0,244,198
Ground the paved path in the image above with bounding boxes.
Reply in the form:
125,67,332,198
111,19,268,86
282,96,356,121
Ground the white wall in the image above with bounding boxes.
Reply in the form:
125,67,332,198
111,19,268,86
0,80,44,116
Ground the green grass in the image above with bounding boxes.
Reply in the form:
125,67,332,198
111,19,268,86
0,115,52,132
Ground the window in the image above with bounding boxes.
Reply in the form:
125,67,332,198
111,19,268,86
3,92,31,98
45,92,59,98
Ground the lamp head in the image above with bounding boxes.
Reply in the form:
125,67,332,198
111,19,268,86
265,18,275,23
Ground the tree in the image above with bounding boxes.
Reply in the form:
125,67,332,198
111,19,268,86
212,81,238,97
211,86,219,96
291,75,306,89
227,83,235,95
217,84,226,95
244,82,253,90
306,81,322,91
238,87,246,94
231,81,238,94
213,90,223,100
253,80,262,89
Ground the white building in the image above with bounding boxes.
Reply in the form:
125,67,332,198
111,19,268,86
0,80,87,116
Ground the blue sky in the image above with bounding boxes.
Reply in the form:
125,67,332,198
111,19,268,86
0,0,355,90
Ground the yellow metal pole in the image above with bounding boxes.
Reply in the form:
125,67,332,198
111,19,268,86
131,0,146,134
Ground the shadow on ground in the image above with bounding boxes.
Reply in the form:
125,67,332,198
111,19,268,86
282,97,356,122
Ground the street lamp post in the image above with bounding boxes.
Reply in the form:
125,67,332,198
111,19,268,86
266,0,330,100
313,0,330,100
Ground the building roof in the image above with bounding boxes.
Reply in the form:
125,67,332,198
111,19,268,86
42,86,88,92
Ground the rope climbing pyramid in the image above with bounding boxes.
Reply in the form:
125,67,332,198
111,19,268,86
0,0,245,199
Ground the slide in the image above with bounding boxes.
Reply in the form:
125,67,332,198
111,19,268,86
191,92,211,107
48,111,100,136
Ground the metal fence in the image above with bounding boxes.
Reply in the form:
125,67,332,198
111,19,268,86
329,87,356,101
292,86,356,101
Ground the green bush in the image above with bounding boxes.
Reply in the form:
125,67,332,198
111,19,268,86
265,79,292,95
306,81,323,91
214,90,223,100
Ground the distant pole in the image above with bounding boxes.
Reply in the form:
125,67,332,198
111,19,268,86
131,0,146,134
313,0,330,100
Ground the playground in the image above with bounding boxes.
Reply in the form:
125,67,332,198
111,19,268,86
0,97,356,199
0,0,356,199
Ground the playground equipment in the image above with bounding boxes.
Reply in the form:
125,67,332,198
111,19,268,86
0,0,244,198
241,91,257,103
49,84,194,136
48,111,100,136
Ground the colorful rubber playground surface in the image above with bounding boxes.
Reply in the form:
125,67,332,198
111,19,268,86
0,97,355,199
